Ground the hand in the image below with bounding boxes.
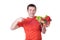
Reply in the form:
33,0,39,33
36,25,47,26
42,27,46,34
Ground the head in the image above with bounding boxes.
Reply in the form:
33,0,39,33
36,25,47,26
27,4,37,17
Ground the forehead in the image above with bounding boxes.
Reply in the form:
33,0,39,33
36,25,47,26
28,6,36,9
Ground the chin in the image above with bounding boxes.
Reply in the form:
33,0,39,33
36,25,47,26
31,15,34,17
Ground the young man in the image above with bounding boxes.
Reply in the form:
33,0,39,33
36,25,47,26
11,4,51,40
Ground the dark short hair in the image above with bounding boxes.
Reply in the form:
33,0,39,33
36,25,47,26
27,4,36,10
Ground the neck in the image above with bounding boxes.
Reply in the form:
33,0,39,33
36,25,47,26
28,16,34,18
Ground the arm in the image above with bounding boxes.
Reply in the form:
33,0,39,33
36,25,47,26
41,23,46,34
36,16,46,34
40,15,51,34
36,16,51,34
10,17,24,30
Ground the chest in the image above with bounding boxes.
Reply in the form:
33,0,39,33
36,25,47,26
23,19,41,30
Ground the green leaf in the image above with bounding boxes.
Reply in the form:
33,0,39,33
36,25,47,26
36,16,42,22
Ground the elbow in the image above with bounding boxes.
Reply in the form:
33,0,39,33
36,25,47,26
10,26,15,30
10,25,19,30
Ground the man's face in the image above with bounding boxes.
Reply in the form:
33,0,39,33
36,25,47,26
27,6,36,17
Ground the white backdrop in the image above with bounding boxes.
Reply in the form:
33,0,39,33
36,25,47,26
0,0,60,40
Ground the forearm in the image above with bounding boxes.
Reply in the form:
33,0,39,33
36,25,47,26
11,20,19,30
10,17,24,30
42,26,46,34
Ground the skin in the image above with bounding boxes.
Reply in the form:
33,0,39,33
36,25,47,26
10,6,46,34
27,7,36,18
10,17,24,30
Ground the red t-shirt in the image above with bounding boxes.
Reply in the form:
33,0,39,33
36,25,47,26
17,16,42,40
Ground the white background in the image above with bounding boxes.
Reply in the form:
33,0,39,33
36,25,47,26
0,0,60,40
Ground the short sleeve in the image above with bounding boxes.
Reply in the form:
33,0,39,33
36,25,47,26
17,21,24,27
